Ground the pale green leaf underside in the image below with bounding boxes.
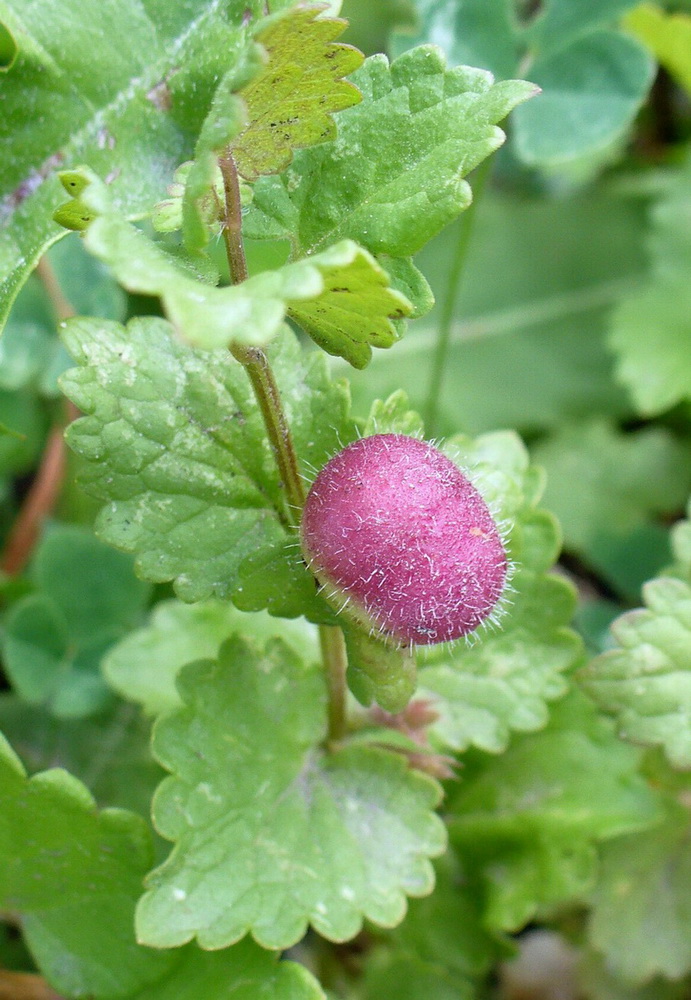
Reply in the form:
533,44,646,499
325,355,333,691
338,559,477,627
0,733,172,998
0,0,287,333
137,637,446,950
104,599,320,716
449,693,660,932
581,576,691,768
60,316,353,602
233,4,364,180
418,431,581,754
63,173,410,364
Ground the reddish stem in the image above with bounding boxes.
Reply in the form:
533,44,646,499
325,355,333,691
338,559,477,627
0,257,77,575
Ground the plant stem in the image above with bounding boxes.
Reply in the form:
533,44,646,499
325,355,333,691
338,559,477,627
219,151,348,740
0,257,77,575
218,151,306,525
424,158,492,435
320,625,348,744
219,152,249,285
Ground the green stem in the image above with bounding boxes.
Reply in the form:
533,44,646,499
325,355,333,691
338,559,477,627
219,150,348,741
218,152,305,524
320,625,348,744
218,151,248,285
424,158,492,435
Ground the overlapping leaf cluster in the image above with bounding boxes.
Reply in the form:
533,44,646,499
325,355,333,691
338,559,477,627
4,1,690,999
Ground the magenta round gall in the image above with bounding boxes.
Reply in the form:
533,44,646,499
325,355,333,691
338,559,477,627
300,434,508,645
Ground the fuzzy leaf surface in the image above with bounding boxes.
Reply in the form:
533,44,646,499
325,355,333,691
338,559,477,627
589,800,691,983
447,693,661,932
104,599,319,716
418,432,582,753
0,733,173,998
61,173,410,364
245,46,535,310
1,525,150,717
232,4,364,180
136,636,446,950
0,0,292,332
581,576,691,769
60,316,353,603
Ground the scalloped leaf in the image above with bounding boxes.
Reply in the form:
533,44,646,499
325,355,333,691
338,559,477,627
0,732,173,997
60,316,354,603
609,155,691,415
581,576,691,769
57,171,410,364
0,0,293,334
104,599,319,716
232,3,364,180
245,46,536,313
447,692,661,932
136,636,446,950
416,431,582,754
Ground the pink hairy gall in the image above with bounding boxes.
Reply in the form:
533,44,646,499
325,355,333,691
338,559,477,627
300,434,508,645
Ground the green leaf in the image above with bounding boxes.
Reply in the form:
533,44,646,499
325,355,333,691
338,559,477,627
367,855,500,991
0,0,288,333
580,576,691,769
511,31,655,166
245,46,536,299
0,694,162,819
416,432,582,754
609,156,691,415
286,246,412,368
532,420,691,591
363,954,475,1000
343,626,418,713
447,691,661,932
0,732,173,997
393,0,653,166
136,636,446,950
232,4,364,180
125,939,326,1000
60,316,354,605
588,800,691,983
0,388,46,476
104,599,320,716
342,186,647,437
1,525,150,717
57,171,410,363
625,3,691,97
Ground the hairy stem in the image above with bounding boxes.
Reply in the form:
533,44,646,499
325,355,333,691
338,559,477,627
219,152,249,285
0,257,77,575
424,158,491,435
219,151,306,525
219,151,347,738
320,625,348,744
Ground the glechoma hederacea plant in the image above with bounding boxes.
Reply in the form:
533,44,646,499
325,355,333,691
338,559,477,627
3,0,691,997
